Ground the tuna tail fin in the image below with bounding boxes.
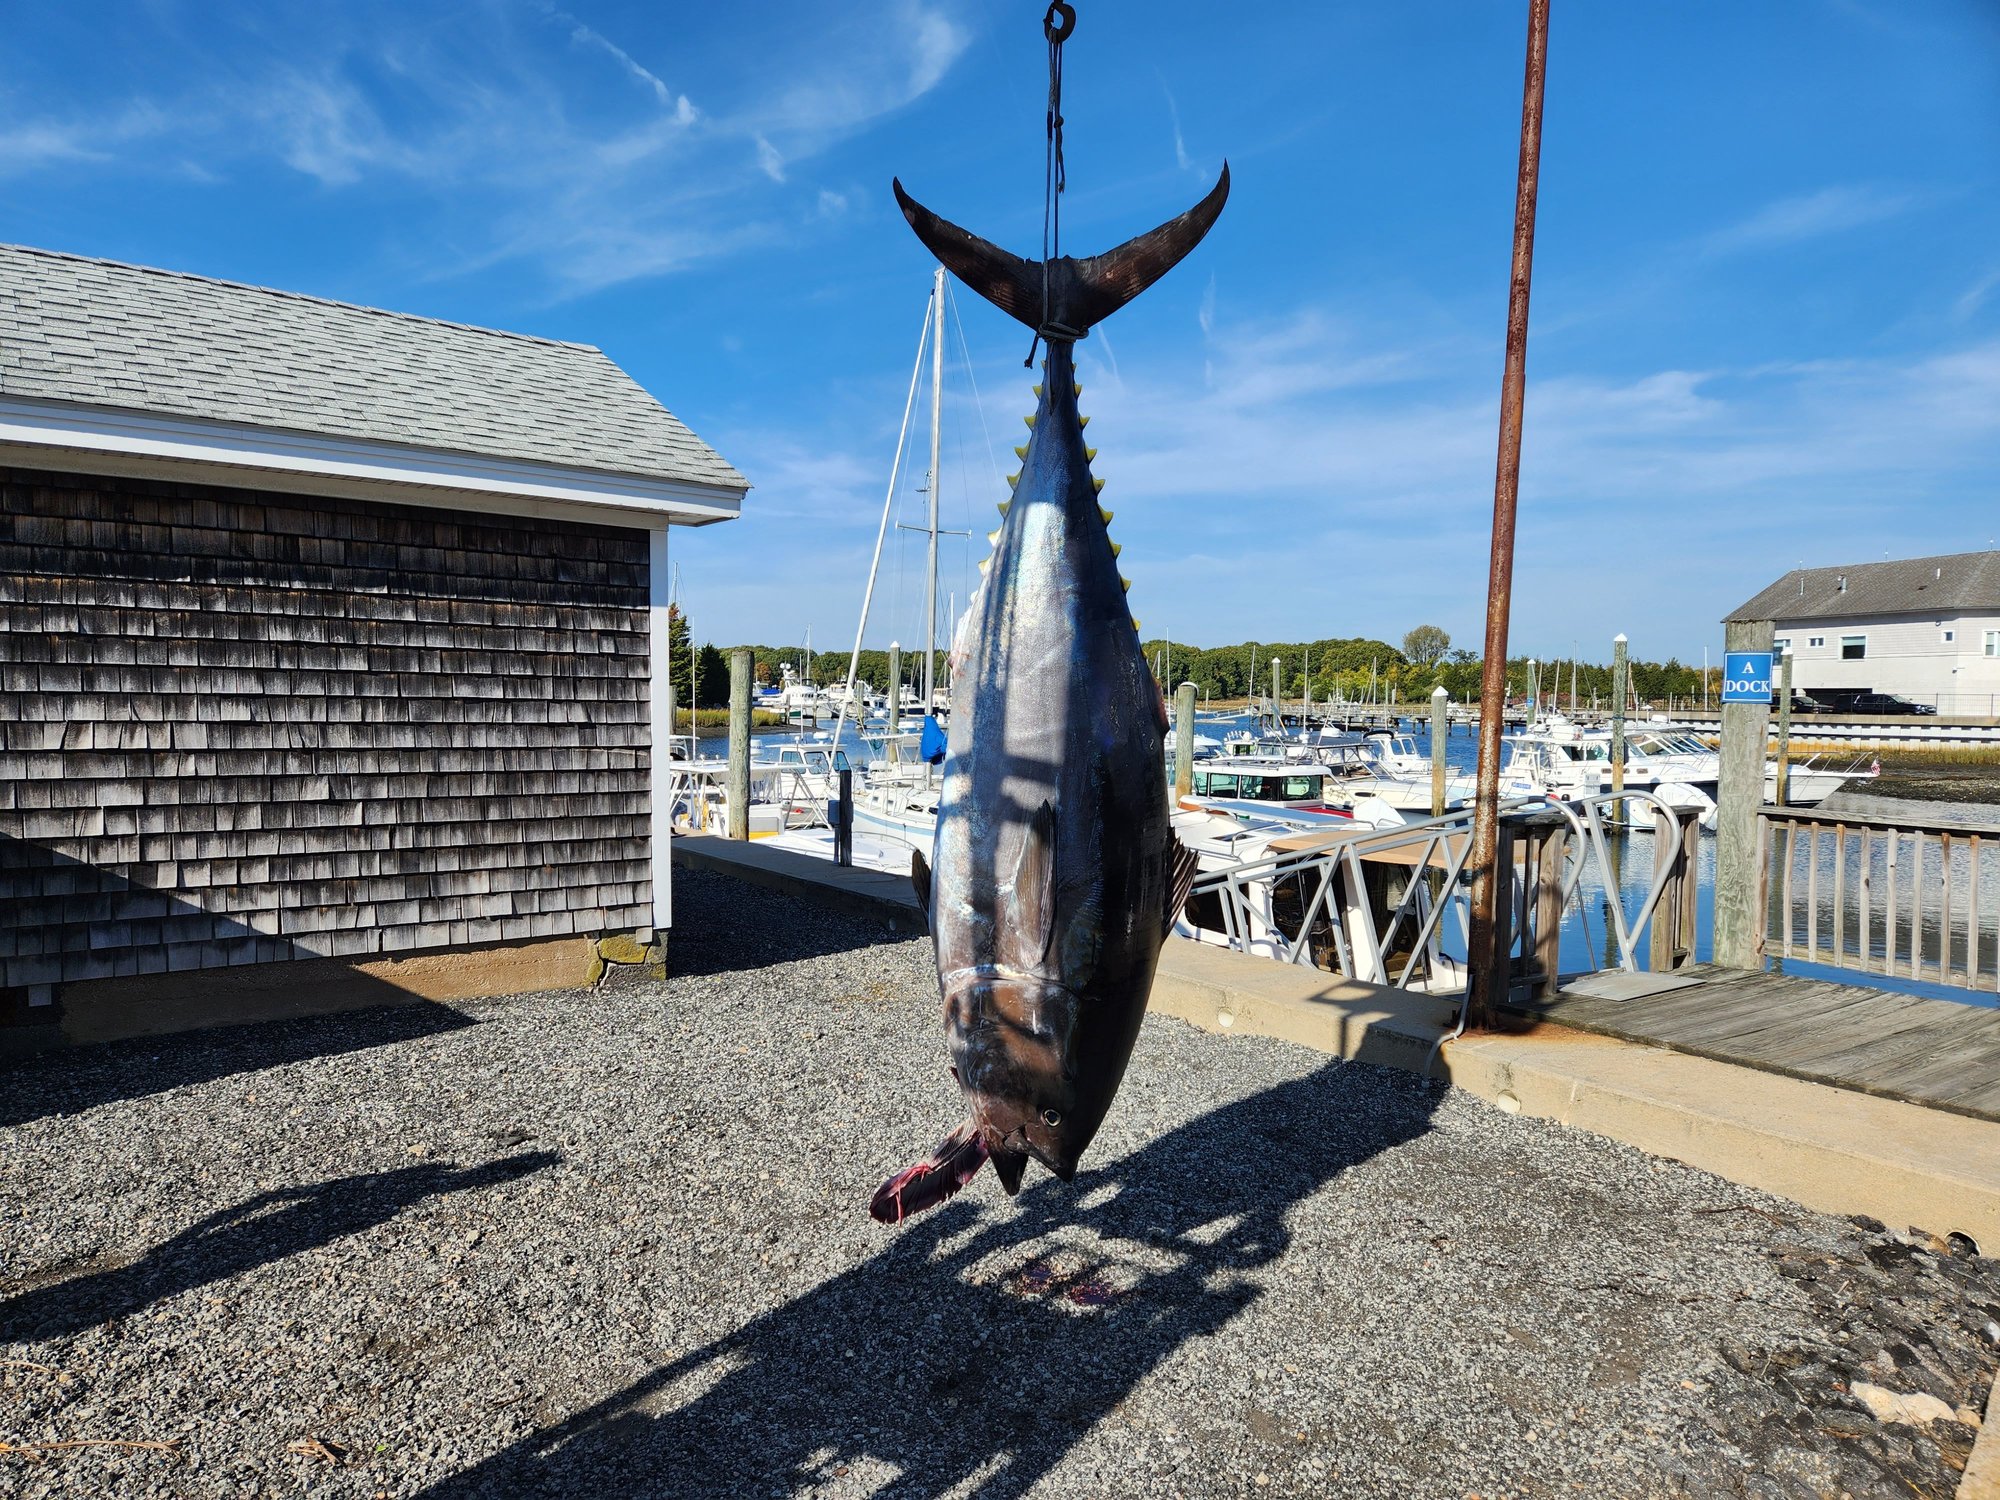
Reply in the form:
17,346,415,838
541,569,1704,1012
870,1121,990,1224
892,164,1229,340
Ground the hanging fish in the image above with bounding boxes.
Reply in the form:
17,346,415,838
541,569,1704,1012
870,165,1229,1224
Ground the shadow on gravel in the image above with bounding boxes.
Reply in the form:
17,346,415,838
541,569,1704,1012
665,865,913,980
0,1151,557,1343
419,1062,1437,1499
0,1003,478,1130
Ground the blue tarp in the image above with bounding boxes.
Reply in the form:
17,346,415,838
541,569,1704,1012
920,714,947,764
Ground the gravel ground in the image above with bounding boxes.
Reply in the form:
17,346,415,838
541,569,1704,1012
5,866,1999,1498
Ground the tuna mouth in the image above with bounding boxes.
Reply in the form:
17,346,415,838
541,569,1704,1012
998,1125,1077,1183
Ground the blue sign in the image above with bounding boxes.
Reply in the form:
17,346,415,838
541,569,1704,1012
1722,651,1774,704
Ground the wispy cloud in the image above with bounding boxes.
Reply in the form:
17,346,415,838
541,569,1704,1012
552,8,695,119
0,0,969,294
1954,266,2000,322
0,104,169,179
1700,183,1927,256
1162,83,1193,174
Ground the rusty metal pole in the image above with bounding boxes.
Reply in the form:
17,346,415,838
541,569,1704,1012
1465,0,1551,1033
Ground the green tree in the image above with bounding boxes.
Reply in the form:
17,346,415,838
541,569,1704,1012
694,643,730,708
663,605,695,708
1402,624,1450,667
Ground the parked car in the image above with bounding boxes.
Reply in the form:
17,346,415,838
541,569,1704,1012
1771,691,1836,714
1844,692,1938,716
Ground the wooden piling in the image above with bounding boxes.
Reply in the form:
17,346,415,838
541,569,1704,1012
1611,633,1628,795
1775,649,1793,807
1527,659,1539,729
727,647,752,840
1714,618,1773,968
1174,682,1198,801
1430,685,1450,816
887,643,902,764
1650,806,1701,972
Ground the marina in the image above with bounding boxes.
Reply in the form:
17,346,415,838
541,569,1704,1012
3,2,1998,1497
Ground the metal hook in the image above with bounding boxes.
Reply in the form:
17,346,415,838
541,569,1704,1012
1043,1,1075,44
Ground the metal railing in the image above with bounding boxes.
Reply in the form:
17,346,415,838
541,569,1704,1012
1758,808,2000,992
1179,790,1702,994
663,763,829,836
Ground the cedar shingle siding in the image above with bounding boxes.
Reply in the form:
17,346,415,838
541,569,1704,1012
0,467,652,990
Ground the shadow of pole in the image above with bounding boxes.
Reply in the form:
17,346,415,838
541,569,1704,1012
417,1063,1437,1499
0,1150,560,1343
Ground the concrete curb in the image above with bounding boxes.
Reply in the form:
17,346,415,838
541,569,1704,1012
1959,1374,2000,1499
677,832,2000,1244
673,835,926,935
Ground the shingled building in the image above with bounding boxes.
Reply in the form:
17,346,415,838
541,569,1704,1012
1,244,746,1049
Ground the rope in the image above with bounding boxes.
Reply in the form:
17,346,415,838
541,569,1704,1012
1027,1,1075,367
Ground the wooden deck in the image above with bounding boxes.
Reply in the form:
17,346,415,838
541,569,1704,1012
1502,963,2000,1124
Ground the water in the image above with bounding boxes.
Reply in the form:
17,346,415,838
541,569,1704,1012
722,706,1999,1008
1195,711,1999,1006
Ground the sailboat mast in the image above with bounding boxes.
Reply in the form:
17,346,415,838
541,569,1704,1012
922,267,945,710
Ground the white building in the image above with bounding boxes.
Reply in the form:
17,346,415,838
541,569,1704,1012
1726,550,2000,716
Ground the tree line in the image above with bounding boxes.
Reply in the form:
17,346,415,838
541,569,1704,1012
683,615,1722,711
1140,625,1723,708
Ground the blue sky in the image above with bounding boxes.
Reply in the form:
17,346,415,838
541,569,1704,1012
4,1,1998,662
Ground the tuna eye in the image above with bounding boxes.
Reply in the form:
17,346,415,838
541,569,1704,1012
1040,1109,1062,1127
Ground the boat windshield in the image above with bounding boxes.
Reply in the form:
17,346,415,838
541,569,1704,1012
1194,771,1326,801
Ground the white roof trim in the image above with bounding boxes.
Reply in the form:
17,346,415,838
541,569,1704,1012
0,395,746,529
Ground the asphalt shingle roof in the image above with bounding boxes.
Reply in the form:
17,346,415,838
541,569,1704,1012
0,243,746,493
1726,550,2000,622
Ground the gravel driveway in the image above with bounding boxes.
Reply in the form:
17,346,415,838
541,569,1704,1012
4,866,1996,1498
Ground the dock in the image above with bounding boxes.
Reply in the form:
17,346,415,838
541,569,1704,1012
1504,963,2000,1123
671,833,2000,1246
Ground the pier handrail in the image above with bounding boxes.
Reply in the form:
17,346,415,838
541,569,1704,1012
1756,806,1997,993
1181,790,1702,991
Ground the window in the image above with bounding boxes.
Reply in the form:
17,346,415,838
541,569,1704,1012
1987,631,2000,658
1943,631,1955,644
1774,638,1791,653
1841,635,1867,660
1281,776,1321,800
1808,636,1825,648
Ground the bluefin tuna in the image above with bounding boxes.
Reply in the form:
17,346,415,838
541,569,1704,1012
870,166,1229,1223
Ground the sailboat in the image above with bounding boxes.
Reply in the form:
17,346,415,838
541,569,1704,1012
828,266,967,852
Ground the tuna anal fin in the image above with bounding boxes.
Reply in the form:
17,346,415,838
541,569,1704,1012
1165,832,1201,929
1012,801,1058,963
910,849,932,930
870,1121,989,1225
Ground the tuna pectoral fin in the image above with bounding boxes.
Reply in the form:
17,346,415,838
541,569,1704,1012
1011,801,1057,962
910,849,932,930
1165,832,1202,928
869,1121,989,1225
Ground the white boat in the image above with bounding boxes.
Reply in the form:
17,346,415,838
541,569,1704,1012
1180,755,1408,832
1769,752,1878,807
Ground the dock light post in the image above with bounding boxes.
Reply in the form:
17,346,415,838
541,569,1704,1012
1431,685,1450,817
1271,657,1281,723
1465,0,1551,1035
1611,633,1628,796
